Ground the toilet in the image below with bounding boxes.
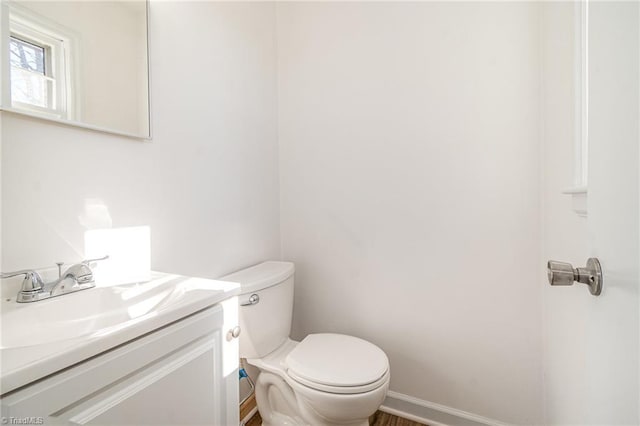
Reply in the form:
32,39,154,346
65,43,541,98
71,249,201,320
222,261,390,426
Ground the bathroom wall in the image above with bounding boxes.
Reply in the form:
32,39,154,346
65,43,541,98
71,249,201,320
1,2,280,278
276,2,543,424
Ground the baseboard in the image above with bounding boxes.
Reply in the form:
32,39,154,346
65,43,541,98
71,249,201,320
380,391,511,426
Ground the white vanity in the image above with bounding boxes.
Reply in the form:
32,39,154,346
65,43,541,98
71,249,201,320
0,273,240,425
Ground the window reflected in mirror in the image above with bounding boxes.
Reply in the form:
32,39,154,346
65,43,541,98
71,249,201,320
1,0,150,138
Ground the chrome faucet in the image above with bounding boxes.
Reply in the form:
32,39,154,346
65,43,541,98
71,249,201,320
1,256,108,303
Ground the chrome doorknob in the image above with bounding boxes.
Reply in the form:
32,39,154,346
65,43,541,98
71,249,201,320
547,261,575,286
547,258,603,296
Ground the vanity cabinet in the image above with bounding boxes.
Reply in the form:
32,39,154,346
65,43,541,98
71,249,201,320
0,305,239,425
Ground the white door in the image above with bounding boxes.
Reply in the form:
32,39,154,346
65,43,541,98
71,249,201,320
584,2,639,423
545,2,639,424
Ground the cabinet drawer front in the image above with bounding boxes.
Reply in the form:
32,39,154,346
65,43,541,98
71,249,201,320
2,305,225,424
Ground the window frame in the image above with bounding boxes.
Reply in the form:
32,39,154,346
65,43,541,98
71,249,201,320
10,25,64,117
6,2,78,120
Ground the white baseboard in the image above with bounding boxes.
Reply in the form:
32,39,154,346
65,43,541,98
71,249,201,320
380,391,511,426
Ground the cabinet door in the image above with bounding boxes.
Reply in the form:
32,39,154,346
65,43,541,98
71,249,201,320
1,304,238,425
65,332,223,425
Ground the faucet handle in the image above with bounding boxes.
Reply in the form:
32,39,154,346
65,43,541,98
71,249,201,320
82,255,109,266
0,269,44,292
61,256,109,285
63,264,94,284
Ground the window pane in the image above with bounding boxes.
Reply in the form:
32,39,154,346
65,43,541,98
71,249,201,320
11,67,49,108
9,36,45,74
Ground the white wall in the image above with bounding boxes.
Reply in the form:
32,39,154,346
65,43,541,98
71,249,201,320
1,1,280,279
277,3,543,424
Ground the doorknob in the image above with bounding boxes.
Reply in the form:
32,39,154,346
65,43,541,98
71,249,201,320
547,258,603,296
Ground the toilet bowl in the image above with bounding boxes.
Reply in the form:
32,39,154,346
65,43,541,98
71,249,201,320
222,262,389,426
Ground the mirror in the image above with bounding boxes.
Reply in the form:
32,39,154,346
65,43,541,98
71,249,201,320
0,0,150,138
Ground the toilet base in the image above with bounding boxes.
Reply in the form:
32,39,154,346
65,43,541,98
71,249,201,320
255,372,304,426
254,371,384,426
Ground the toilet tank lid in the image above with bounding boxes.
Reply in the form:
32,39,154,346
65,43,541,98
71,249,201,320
221,261,295,294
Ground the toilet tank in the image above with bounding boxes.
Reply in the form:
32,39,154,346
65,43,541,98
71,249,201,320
221,261,295,359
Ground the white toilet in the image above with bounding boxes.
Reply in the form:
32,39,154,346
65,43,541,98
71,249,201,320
223,261,390,426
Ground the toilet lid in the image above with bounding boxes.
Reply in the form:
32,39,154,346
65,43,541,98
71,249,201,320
285,333,388,388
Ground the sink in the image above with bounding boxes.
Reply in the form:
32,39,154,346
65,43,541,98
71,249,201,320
2,274,182,349
0,272,240,393
2,288,126,349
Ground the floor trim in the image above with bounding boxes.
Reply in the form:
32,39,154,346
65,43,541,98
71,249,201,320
380,391,512,426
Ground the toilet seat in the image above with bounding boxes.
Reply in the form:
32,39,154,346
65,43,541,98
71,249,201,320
285,333,389,395
287,367,390,394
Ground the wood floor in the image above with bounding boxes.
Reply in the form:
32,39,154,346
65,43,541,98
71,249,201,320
370,411,427,426
243,405,427,426
240,393,257,421
244,411,262,426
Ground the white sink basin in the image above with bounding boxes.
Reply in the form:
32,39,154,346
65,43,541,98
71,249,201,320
0,272,240,393
1,288,128,348
2,274,182,349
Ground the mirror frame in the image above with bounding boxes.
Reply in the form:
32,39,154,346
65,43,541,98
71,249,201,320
0,0,151,140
